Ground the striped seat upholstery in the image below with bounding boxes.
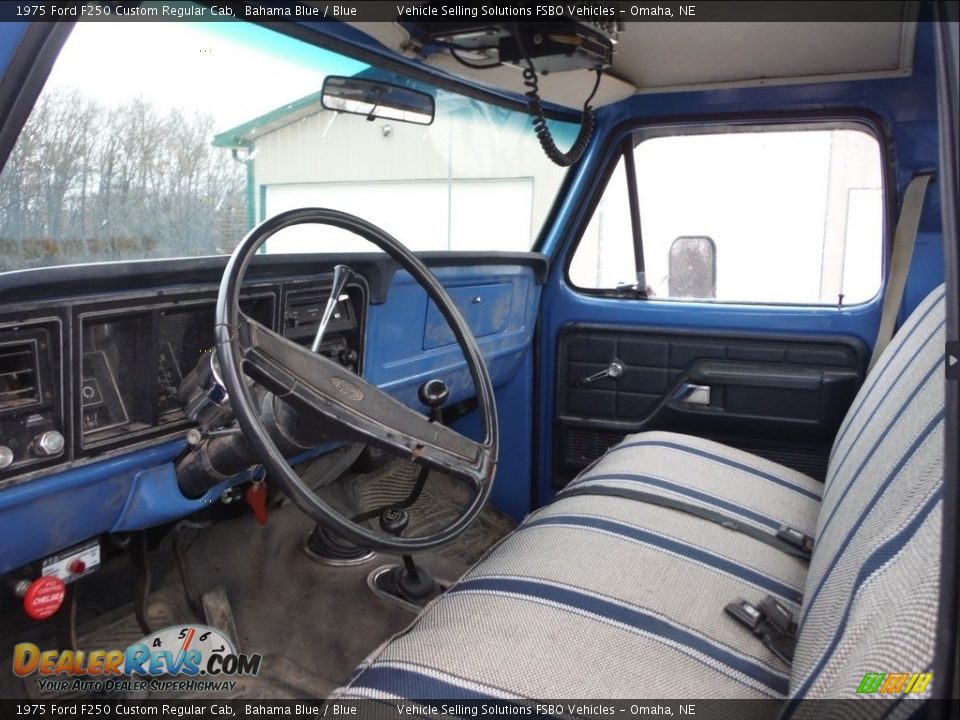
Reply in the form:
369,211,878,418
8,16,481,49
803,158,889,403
335,285,945,702
788,283,946,703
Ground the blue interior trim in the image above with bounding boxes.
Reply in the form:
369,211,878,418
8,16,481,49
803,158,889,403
0,22,27,72
533,24,943,506
0,440,183,574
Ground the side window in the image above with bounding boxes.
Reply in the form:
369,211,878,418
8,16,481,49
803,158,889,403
569,126,884,305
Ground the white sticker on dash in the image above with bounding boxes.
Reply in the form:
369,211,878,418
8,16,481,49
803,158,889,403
41,539,100,583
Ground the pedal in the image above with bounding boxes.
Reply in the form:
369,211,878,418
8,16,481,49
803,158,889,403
201,585,241,651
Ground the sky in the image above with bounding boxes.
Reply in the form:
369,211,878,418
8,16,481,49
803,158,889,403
45,18,367,132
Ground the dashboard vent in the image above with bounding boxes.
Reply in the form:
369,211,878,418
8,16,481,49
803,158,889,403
0,340,40,410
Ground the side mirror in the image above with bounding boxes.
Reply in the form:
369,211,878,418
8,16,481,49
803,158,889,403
668,236,716,299
321,76,435,126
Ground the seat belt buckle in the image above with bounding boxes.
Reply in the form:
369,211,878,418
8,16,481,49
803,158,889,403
776,525,814,557
724,597,764,631
725,595,797,665
758,595,797,636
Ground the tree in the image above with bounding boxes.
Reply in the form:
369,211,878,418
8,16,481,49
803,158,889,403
0,88,246,271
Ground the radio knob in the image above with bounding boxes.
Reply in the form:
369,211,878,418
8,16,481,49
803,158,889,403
0,445,13,469
33,431,65,457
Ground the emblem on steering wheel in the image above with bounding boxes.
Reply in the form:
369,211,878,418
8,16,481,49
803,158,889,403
331,377,364,401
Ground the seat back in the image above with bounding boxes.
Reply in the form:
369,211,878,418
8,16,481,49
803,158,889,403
790,284,946,699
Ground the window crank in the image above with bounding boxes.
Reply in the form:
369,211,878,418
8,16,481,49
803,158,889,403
577,360,625,388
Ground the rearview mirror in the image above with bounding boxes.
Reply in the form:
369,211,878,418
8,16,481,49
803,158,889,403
321,76,435,126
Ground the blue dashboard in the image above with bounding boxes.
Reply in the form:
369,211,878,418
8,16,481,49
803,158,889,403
0,253,545,574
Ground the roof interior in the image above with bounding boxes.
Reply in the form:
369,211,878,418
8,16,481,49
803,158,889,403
343,16,917,110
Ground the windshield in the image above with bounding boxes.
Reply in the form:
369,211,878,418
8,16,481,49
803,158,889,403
0,17,575,272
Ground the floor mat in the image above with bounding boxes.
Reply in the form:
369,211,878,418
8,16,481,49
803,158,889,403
351,459,517,566
6,460,517,700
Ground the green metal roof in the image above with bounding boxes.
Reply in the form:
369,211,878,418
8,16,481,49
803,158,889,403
212,89,326,148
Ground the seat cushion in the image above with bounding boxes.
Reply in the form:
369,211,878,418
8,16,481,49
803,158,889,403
788,284,946,701
335,433,822,700
563,431,823,553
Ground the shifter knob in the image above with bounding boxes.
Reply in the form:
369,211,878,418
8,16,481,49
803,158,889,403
418,379,449,409
379,506,409,536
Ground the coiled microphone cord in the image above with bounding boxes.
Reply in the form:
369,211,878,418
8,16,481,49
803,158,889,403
522,61,602,167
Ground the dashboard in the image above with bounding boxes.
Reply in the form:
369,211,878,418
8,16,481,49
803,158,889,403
0,251,544,579
0,270,367,490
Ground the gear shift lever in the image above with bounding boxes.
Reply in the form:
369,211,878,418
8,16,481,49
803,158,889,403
379,506,438,601
374,378,451,602
419,378,449,423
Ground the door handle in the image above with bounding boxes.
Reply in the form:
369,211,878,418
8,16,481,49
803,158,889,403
577,360,624,388
674,383,711,405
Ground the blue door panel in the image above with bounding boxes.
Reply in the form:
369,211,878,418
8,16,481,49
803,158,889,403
534,23,943,505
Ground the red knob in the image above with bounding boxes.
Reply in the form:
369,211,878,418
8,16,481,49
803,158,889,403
23,576,66,620
244,482,268,525
68,559,86,574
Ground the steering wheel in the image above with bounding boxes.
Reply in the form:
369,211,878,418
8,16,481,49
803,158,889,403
214,208,499,553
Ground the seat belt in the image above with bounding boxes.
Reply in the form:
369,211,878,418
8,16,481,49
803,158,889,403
868,172,935,372
725,595,797,664
557,484,813,560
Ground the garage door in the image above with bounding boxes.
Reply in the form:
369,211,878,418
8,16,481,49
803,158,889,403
262,178,534,253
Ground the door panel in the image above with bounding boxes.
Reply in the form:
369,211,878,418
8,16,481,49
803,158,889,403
554,325,867,486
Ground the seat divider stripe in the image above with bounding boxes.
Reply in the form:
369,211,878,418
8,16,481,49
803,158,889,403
524,514,804,605
606,440,820,501
564,472,784,531
450,576,790,697
556,484,809,560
